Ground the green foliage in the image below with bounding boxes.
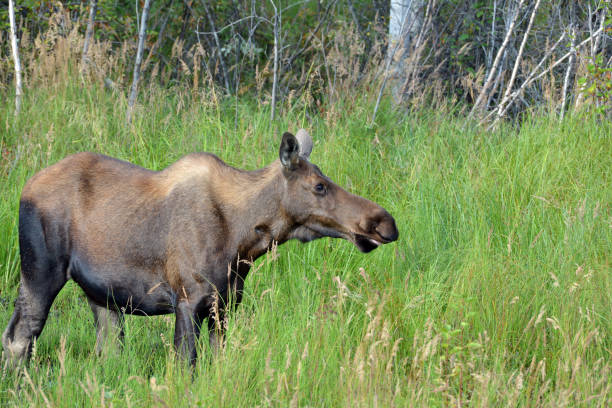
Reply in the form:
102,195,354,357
0,78,610,406
578,52,612,116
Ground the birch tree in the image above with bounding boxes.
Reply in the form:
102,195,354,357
373,0,423,122
388,0,423,101
8,0,23,115
127,0,153,124
81,0,99,75
270,0,280,121
372,0,423,123
469,0,525,119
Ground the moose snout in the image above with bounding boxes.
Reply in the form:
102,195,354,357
359,209,399,243
373,212,399,242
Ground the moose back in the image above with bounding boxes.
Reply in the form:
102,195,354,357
2,130,398,364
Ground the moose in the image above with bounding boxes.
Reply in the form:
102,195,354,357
2,130,398,365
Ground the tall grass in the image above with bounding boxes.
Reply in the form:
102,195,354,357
1,57,611,408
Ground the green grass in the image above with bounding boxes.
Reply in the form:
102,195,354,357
0,80,610,407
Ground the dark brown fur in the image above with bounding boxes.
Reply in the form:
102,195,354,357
2,131,398,364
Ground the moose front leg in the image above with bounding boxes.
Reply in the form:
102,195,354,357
173,300,202,365
206,269,247,355
207,307,224,355
172,262,249,362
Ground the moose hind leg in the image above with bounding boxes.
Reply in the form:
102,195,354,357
2,281,65,365
88,299,124,355
2,287,35,363
2,201,67,365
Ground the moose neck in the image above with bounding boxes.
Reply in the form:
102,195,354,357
210,161,293,260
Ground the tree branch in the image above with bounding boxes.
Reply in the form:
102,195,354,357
127,0,152,124
469,0,525,119
495,0,541,120
483,26,604,127
201,0,231,92
81,0,98,75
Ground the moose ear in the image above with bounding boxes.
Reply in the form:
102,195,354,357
279,132,300,170
295,129,312,159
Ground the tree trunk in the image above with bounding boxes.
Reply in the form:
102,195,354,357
127,0,152,124
388,0,423,102
560,1,576,121
202,0,231,92
8,0,23,116
372,0,423,122
469,0,525,119
270,0,280,121
495,0,541,121
81,0,98,74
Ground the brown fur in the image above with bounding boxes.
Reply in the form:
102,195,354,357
2,132,398,365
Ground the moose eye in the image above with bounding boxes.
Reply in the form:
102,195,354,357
314,183,326,195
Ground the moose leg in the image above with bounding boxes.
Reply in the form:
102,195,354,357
88,299,124,355
2,278,66,365
206,273,246,355
173,301,202,365
207,312,223,355
2,204,67,365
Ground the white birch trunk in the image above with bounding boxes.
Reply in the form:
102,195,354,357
81,0,98,74
270,0,280,121
495,0,541,120
388,0,423,101
127,0,152,124
8,0,23,115
372,0,423,121
560,25,576,120
469,0,525,119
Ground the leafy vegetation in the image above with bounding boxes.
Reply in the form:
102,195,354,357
2,1,609,119
0,71,610,406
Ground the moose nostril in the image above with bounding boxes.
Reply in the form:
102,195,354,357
375,216,399,242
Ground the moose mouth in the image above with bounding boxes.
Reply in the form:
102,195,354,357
295,225,393,253
353,234,387,253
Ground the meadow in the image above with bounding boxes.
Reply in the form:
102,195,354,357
0,79,610,406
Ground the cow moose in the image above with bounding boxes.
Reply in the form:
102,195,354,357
2,130,398,365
